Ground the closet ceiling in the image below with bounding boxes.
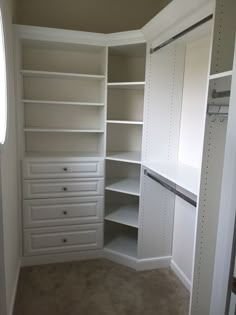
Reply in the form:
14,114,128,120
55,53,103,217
14,0,172,33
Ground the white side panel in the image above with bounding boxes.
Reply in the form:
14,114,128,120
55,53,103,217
143,42,185,164
191,115,228,315
138,168,175,259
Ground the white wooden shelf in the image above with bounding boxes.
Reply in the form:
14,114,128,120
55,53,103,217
106,178,140,196
143,161,200,196
105,204,139,228
106,151,141,164
107,82,145,89
107,120,143,125
21,69,105,80
209,70,232,80
24,128,104,133
105,233,137,258
22,99,104,107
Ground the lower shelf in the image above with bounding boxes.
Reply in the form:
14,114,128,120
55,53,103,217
105,232,137,259
105,204,139,228
106,178,140,196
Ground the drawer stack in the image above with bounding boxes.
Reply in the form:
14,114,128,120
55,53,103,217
22,158,104,256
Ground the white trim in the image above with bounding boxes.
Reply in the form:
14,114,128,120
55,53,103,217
14,25,145,47
21,249,103,267
8,260,21,315
103,248,137,269
141,0,214,44
171,260,191,292
136,256,171,271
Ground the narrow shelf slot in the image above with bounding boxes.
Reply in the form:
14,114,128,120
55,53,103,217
24,128,104,133
106,151,141,164
106,178,140,196
105,232,137,258
107,120,143,125
22,99,104,107
105,204,139,228
21,69,105,80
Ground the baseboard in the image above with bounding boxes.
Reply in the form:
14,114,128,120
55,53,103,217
136,256,172,271
21,249,104,267
103,248,137,269
170,260,191,291
9,259,21,315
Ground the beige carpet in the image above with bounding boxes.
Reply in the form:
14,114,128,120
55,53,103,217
14,259,189,315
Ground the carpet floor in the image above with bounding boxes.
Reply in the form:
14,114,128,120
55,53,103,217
14,259,189,315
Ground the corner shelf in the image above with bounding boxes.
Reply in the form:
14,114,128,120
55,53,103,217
105,204,139,228
105,232,137,258
22,99,104,107
107,82,145,89
24,128,104,133
106,151,141,164
21,69,105,80
106,178,140,196
107,120,143,125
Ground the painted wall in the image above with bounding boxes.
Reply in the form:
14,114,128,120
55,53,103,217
14,0,171,33
0,0,20,314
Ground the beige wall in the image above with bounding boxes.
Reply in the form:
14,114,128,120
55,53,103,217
15,0,172,33
0,0,20,314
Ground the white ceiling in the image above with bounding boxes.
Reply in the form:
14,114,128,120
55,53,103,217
14,0,172,33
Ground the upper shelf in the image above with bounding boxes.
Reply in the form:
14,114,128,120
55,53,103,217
107,120,143,125
24,128,104,133
22,99,104,107
21,70,106,80
209,71,232,80
107,82,145,89
106,151,141,164
143,161,200,196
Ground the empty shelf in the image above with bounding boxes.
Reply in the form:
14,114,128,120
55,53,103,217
107,82,145,89
107,120,143,125
106,178,140,196
24,128,104,133
105,233,137,258
22,99,104,106
105,204,139,228
21,70,105,80
106,151,141,164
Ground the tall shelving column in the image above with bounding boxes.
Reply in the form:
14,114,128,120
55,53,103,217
104,43,146,265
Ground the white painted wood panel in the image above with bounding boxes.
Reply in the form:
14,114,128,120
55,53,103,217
24,223,103,256
23,178,104,199
23,196,103,227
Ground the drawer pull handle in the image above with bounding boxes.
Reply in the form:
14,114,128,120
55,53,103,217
63,187,68,191
63,167,68,172
63,210,68,215
62,238,67,243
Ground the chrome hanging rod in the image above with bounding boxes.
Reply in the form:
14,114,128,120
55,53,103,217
150,14,213,54
144,169,197,207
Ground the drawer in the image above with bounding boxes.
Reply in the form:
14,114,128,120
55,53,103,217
23,159,104,179
23,178,104,199
23,196,104,228
24,224,103,256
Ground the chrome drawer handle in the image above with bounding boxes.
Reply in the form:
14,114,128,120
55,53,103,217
62,210,68,215
63,187,68,191
62,238,67,243
63,167,68,172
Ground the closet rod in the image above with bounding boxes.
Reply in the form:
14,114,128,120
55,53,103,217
144,169,197,207
150,14,213,54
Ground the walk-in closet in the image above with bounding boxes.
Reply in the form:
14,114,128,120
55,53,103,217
0,0,236,314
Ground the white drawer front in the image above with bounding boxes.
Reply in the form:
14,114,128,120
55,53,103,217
23,196,104,227
23,159,104,179
23,178,104,199
24,224,103,256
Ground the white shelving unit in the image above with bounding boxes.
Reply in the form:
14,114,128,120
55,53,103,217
104,43,146,259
